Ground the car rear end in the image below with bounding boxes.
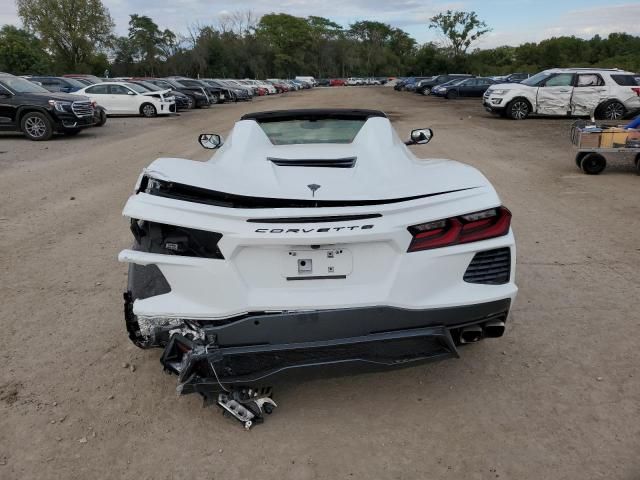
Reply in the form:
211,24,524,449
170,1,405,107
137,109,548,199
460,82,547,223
609,73,640,115
119,177,516,390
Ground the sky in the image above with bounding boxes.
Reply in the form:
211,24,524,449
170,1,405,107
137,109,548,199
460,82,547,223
1,0,639,49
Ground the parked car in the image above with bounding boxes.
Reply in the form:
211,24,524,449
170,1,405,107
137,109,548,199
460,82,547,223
63,74,103,84
201,79,249,102
295,76,316,85
129,80,191,110
76,81,175,117
330,78,346,87
0,73,94,140
28,76,87,93
142,78,209,109
316,78,330,86
483,68,640,120
438,77,497,99
168,77,224,104
221,79,255,98
119,108,516,427
416,74,473,95
346,77,364,86
431,78,470,97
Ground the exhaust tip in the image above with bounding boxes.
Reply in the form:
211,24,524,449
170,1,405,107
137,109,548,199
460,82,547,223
483,321,506,338
459,325,483,344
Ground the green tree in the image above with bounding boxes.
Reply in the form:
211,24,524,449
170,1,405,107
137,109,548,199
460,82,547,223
0,25,50,74
429,10,491,58
256,14,313,77
17,0,114,71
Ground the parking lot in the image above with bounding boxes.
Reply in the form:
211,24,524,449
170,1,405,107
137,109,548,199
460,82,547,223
1,87,639,479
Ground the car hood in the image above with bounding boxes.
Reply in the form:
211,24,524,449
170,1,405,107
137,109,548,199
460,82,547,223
32,91,90,102
487,82,525,91
141,89,171,96
141,117,492,201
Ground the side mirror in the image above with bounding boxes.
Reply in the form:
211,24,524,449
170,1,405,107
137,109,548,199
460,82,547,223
127,91,135,95
405,128,433,145
199,133,223,149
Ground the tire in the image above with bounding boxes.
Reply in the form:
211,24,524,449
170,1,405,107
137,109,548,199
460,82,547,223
140,103,157,117
421,87,432,95
20,111,53,141
63,129,81,136
186,96,195,109
580,152,606,175
95,109,107,127
506,98,530,120
596,100,626,121
575,151,589,168
445,90,458,99
210,93,220,104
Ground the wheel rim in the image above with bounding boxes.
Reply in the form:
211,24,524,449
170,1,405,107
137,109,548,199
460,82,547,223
143,105,155,116
512,101,529,119
605,103,624,120
25,117,46,137
188,97,194,108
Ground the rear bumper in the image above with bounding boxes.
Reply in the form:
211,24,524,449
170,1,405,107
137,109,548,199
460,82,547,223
149,298,511,392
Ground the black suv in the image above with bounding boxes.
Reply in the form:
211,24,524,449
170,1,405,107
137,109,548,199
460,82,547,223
0,73,94,140
416,74,473,95
167,77,225,104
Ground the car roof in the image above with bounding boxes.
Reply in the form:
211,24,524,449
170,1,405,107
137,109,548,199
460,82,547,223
544,68,633,74
241,109,387,122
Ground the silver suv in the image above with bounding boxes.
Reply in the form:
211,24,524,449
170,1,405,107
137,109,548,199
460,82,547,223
483,68,640,120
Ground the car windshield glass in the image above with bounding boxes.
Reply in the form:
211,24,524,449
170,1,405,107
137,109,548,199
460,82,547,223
1,76,49,93
168,79,186,88
521,72,552,86
138,81,162,91
258,119,366,145
125,83,147,93
64,78,87,88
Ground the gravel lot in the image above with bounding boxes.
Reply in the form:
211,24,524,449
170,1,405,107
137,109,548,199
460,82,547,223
1,87,639,480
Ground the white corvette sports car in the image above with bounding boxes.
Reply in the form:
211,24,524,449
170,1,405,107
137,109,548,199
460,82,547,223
119,109,517,426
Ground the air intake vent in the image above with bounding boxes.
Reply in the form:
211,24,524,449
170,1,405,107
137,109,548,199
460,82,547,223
463,248,511,285
268,157,357,168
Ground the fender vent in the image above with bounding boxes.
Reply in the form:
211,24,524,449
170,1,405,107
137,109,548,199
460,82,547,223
463,248,511,285
268,157,356,168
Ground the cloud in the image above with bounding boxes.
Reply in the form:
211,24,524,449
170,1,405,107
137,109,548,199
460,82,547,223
476,3,640,49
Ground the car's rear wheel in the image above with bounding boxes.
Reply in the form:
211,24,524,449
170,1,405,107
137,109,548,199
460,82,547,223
580,152,607,175
596,100,626,121
421,87,432,95
210,93,220,104
141,103,157,117
21,111,53,141
506,98,530,120
445,90,458,99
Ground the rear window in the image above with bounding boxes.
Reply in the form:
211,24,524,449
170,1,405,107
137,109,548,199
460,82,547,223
258,119,366,145
611,74,640,86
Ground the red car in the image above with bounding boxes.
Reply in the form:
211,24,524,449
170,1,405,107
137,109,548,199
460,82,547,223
330,78,346,87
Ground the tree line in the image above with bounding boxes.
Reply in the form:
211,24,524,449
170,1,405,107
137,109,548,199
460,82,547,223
1,0,639,79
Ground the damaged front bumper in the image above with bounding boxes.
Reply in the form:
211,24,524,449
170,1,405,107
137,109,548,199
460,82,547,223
124,293,510,394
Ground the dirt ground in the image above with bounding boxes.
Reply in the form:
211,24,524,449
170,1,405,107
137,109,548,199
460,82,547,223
1,87,639,480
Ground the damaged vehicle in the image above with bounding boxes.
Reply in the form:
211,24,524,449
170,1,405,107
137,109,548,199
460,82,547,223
118,109,517,427
484,68,640,120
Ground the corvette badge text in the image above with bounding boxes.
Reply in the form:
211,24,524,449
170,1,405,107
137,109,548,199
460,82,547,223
255,225,374,233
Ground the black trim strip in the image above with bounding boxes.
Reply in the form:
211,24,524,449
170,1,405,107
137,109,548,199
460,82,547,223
286,275,347,281
268,156,356,168
247,214,381,223
143,177,477,209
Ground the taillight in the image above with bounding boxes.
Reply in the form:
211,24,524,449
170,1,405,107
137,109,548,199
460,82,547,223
632,87,640,97
407,207,511,252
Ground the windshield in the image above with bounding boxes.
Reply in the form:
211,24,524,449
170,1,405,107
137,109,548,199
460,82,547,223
64,78,87,88
1,76,50,94
125,83,148,93
136,81,162,91
521,71,552,87
258,119,366,145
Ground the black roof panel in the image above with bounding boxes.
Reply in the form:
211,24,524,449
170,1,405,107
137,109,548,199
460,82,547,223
241,109,387,122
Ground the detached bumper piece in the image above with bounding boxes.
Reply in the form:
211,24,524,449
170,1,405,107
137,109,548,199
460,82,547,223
160,326,458,428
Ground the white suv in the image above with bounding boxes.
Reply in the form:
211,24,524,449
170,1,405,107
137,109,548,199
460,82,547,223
483,68,640,120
